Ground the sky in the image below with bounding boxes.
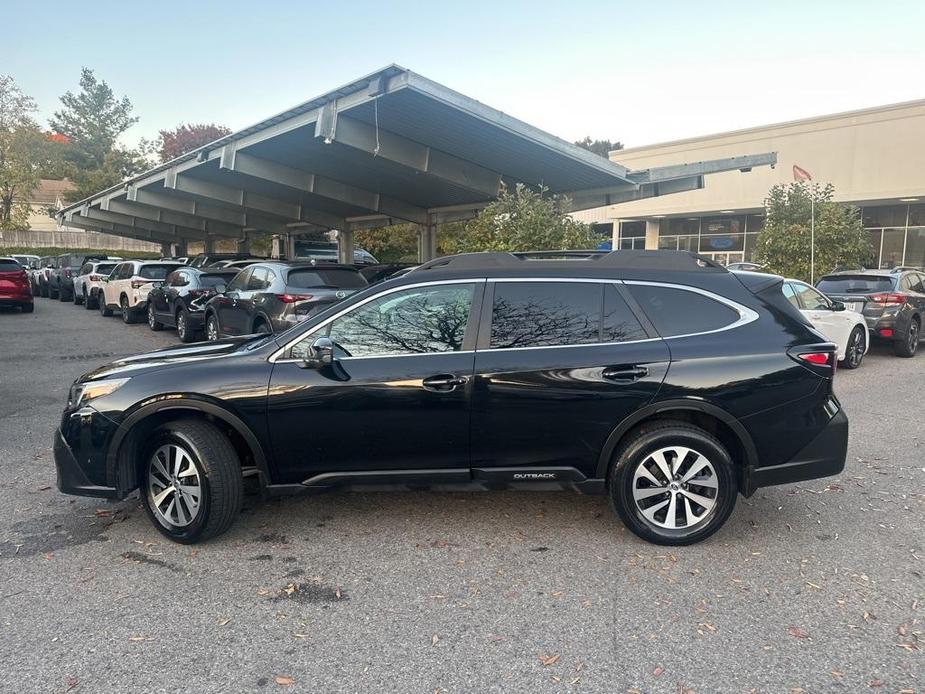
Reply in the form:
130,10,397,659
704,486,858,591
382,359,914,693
6,0,925,154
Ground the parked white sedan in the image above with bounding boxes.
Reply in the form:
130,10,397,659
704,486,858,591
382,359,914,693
783,279,868,369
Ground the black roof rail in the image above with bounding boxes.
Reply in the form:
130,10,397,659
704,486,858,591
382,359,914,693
413,250,726,273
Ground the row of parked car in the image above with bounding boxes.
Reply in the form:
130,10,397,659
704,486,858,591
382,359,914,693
14,249,414,344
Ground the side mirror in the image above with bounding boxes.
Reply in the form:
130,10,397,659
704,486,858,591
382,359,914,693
301,336,335,368
831,301,846,312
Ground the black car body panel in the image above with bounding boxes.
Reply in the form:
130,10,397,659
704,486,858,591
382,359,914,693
148,267,239,333
54,251,847,516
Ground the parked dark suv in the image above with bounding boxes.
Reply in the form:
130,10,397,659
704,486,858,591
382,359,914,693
54,251,848,545
146,267,239,342
816,268,925,357
203,262,367,339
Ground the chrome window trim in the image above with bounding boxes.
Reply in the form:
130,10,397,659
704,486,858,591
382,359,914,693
269,276,759,363
622,280,759,339
268,278,485,363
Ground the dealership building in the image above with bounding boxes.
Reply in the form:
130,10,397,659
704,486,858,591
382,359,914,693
575,99,925,269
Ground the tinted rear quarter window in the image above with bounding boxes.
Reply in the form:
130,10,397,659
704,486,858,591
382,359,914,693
287,268,367,289
816,276,894,294
96,263,117,275
139,264,179,280
627,284,739,337
0,260,22,271
200,273,235,288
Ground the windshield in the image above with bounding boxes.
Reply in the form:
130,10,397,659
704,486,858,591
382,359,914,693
816,275,894,294
287,268,367,289
139,264,180,280
200,273,237,287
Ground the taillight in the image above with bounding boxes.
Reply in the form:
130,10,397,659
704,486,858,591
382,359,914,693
869,292,908,306
64,269,72,278
131,279,151,289
89,274,102,282
187,289,213,299
788,346,837,376
276,293,314,303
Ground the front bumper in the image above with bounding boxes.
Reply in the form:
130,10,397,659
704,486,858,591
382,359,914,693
743,406,848,495
54,427,119,498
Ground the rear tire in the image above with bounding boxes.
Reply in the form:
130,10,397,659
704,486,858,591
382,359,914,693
608,421,737,546
59,288,70,302
49,287,59,300
894,318,920,358
841,326,866,369
177,307,196,343
84,289,94,310
148,303,164,331
99,295,113,317
121,296,138,324
139,420,243,544
206,314,220,341
253,319,271,335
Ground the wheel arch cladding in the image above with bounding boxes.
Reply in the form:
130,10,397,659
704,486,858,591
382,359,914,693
107,400,269,494
596,399,757,489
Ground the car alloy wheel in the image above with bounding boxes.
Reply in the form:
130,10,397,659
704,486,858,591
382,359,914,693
631,445,718,530
177,310,188,341
147,443,203,529
121,297,131,323
844,327,865,369
206,315,219,341
909,322,919,354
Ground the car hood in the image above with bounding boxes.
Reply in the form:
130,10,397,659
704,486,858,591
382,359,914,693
79,335,268,382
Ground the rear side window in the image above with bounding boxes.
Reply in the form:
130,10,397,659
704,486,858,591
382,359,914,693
489,281,646,349
139,264,178,280
627,284,740,338
816,275,894,294
95,263,116,275
287,268,367,289
200,273,235,288
0,259,22,271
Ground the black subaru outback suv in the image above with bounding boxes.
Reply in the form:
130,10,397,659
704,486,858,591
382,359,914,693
54,251,848,546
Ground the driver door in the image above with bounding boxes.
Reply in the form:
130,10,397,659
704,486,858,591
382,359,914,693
266,280,483,484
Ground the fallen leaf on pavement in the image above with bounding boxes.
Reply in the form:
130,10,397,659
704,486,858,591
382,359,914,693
432,634,440,647
653,666,664,677
217,617,232,626
64,675,78,691
275,675,294,686
788,626,809,639
539,654,560,666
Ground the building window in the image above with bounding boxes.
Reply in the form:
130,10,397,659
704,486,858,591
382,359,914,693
863,205,907,228
905,228,925,268
880,228,905,269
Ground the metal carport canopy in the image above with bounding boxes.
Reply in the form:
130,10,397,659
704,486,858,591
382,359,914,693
57,64,777,261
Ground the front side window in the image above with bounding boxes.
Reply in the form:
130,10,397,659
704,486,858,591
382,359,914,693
247,268,269,291
293,283,475,359
627,284,740,338
226,268,251,292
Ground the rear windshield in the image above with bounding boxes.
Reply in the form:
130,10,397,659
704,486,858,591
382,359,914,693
287,268,367,289
200,273,236,287
816,275,894,294
0,259,23,272
95,263,117,274
139,264,179,280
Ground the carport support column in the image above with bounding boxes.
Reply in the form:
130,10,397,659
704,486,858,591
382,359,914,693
645,220,660,251
418,217,437,262
174,240,187,257
337,229,355,264
160,242,172,258
203,238,215,254
236,234,250,254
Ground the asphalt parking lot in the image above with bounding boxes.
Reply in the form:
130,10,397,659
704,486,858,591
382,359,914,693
1,298,922,694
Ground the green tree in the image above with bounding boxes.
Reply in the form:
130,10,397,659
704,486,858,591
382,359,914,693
50,68,144,201
574,136,623,158
442,183,597,254
754,182,872,282
354,224,419,262
0,76,64,229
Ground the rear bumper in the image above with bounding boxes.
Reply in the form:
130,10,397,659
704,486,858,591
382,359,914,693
743,406,848,495
54,427,119,499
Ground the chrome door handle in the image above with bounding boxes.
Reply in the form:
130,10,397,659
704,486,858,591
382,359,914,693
602,366,648,381
422,374,469,391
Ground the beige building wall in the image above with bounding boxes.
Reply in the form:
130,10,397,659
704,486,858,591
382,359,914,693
595,98,925,226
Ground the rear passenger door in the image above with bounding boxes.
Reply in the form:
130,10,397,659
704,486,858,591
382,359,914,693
470,280,670,479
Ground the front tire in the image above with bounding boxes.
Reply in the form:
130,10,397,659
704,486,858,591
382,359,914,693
148,303,164,331
140,420,243,543
99,295,113,317
894,318,919,358
177,307,196,343
84,289,94,310
842,326,865,369
73,289,83,305
609,421,737,546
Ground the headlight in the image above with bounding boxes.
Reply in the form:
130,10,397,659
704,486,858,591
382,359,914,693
68,378,130,409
